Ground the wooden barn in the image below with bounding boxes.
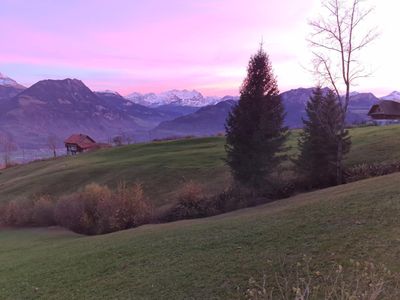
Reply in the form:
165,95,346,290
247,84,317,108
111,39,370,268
368,100,400,120
64,134,97,155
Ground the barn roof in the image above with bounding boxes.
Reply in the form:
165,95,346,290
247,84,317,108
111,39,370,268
368,100,400,120
64,134,96,149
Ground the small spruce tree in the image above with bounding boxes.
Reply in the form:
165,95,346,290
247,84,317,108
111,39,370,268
225,46,288,190
296,87,350,187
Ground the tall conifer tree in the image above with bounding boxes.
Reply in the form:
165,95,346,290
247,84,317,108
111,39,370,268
225,46,288,190
296,87,350,187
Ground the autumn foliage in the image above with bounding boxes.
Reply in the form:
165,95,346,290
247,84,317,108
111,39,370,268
0,183,152,235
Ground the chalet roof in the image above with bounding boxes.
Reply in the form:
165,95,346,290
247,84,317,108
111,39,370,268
368,100,400,120
64,134,96,149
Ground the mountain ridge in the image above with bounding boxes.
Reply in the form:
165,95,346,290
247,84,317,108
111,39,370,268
381,91,400,101
0,72,388,150
126,89,224,107
0,72,25,89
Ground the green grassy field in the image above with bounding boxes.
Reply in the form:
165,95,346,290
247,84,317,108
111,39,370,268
1,125,400,298
1,172,400,298
1,125,400,206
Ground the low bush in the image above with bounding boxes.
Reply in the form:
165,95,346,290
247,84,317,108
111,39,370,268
32,195,56,226
54,184,105,235
164,181,214,221
54,183,153,235
0,196,56,227
163,182,270,222
211,186,258,212
346,161,400,183
97,182,153,233
1,198,35,227
0,203,6,226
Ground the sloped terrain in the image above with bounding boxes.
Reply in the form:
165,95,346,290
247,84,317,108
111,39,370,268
1,125,400,206
1,172,400,298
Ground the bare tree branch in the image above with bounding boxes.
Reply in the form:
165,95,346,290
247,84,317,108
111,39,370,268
308,0,378,184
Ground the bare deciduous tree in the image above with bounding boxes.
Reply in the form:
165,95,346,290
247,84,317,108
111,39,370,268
309,0,378,184
47,134,59,158
0,134,16,168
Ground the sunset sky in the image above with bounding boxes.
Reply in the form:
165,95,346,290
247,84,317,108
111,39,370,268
0,0,398,96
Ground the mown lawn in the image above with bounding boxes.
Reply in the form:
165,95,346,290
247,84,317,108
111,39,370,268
1,172,400,299
1,125,400,207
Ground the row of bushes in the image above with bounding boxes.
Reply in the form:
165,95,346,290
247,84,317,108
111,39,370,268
161,178,297,223
345,161,400,183
148,161,400,223
0,180,271,234
0,183,152,235
1,161,400,235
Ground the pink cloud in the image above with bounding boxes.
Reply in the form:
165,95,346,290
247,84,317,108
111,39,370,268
1,0,393,96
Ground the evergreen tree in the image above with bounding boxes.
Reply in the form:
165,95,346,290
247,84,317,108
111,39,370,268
296,87,350,187
225,46,288,190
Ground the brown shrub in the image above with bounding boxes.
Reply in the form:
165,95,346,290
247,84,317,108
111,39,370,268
346,162,400,183
54,183,152,235
210,186,252,213
0,203,7,226
98,182,153,233
54,193,86,233
164,181,215,221
2,198,34,227
0,195,56,227
54,184,112,235
32,195,56,226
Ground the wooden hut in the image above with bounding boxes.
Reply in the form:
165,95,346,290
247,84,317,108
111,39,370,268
368,100,400,120
64,134,97,155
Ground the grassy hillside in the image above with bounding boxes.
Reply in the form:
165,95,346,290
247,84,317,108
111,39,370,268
1,125,400,205
0,138,229,206
1,172,400,298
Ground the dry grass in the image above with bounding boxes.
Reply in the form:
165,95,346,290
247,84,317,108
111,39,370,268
243,257,400,300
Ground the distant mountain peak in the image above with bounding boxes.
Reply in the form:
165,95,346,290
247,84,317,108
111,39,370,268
381,91,400,101
96,89,122,97
0,72,25,89
126,89,222,107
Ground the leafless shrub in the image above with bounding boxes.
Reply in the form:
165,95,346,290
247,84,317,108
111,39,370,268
54,193,87,233
0,203,6,226
97,182,153,233
164,181,215,221
54,183,152,235
1,198,34,226
346,162,400,183
32,195,56,226
54,184,111,235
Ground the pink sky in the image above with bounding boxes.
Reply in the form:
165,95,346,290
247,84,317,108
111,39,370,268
0,0,399,97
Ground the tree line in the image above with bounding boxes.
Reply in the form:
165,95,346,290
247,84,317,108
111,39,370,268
225,0,376,193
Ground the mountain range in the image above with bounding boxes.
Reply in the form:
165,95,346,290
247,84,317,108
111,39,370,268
0,72,397,150
126,90,221,107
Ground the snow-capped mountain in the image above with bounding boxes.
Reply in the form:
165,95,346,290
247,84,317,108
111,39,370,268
96,89,121,97
126,89,221,107
0,72,25,88
381,91,400,101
